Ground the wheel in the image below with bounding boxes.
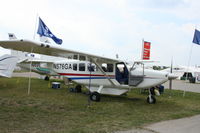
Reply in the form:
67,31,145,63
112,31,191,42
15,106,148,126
90,92,101,102
75,85,82,93
44,76,49,81
147,95,156,104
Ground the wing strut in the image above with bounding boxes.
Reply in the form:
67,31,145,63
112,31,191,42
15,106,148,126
90,58,116,86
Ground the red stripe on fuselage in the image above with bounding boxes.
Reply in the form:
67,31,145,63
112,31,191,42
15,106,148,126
58,73,115,77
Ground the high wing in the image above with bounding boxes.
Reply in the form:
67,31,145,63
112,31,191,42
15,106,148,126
0,39,119,63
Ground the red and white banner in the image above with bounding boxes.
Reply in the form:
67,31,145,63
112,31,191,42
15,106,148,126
142,41,151,60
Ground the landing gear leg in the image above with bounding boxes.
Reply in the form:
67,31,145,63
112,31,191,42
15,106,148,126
147,88,156,104
147,95,156,104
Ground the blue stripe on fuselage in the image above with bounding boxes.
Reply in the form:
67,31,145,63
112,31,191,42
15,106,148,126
69,77,114,80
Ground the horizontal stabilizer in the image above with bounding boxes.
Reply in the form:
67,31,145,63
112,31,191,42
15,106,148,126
0,54,18,77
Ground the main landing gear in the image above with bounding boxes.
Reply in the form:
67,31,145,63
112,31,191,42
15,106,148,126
89,88,157,103
44,76,50,81
89,85,103,102
147,95,156,104
69,85,82,93
89,91,157,103
90,92,101,102
147,87,156,104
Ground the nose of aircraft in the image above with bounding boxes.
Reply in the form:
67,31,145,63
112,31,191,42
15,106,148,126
168,73,178,80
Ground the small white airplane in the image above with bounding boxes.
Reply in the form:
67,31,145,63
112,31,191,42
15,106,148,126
0,39,177,103
0,54,18,78
163,65,200,83
18,59,59,80
8,33,60,80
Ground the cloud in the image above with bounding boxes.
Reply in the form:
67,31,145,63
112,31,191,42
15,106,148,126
0,0,200,66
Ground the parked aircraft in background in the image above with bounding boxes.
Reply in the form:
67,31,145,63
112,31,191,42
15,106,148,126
8,33,65,80
19,59,61,80
163,65,200,83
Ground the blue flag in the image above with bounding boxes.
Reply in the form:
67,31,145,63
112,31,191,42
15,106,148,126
37,17,62,45
193,29,200,45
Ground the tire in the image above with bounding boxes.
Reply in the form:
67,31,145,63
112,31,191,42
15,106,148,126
44,76,49,81
147,95,156,104
75,85,82,93
90,92,101,102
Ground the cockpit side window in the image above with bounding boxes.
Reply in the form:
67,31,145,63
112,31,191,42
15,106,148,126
101,63,113,72
107,64,113,72
88,63,96,72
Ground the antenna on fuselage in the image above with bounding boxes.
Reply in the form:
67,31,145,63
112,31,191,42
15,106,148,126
116,54,119,59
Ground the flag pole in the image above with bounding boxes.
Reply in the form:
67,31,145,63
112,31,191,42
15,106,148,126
33,13,39,40
28,13,38,95
28,47,34,95
183,28,195,97
141,39,144,60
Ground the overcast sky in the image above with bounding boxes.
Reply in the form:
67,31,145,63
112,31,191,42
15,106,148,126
0,0,200,66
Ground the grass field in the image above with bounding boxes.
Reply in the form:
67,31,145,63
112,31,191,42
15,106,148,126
0,77,200,133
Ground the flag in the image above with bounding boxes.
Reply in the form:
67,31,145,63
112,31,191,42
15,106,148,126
193,29,200,45
142,41,151,60
37,17,62,45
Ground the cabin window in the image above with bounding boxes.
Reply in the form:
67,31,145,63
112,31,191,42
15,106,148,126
73,63,77,71
107,64,113,72
88,63,97,72
79,55,86,61
101,63,113,72
102,63,107,72
73,55,78,60
79,63,85,71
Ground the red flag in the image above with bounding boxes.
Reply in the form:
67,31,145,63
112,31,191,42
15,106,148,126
142,41,151,60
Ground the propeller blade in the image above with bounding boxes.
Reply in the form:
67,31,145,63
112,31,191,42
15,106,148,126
170,58,173,73
169,79,172,90
169,57,173,90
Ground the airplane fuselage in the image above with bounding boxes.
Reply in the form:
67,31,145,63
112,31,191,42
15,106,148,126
26,60,170,90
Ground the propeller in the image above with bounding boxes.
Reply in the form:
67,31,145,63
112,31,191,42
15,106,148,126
168,58,179,97
168,57,179,97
